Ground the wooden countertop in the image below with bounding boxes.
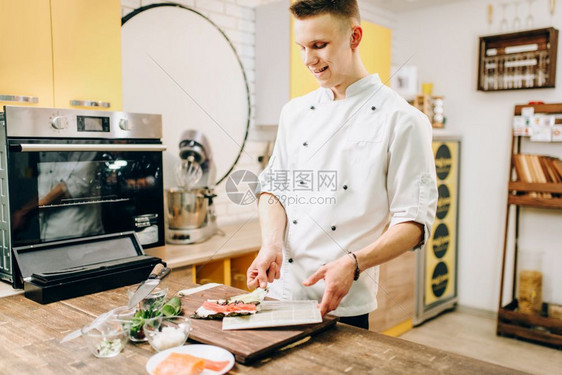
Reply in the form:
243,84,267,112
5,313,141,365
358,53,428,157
0,269,526,375
145,219,261,268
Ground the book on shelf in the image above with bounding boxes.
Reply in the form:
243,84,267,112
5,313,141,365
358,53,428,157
540,157,560,183
554,159,562,180
546,157,562,182
512,154,562,198
513,154,531,183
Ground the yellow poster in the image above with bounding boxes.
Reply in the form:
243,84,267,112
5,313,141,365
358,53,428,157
425,141,458,305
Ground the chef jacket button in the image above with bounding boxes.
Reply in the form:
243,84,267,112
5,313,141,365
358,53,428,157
293,219,298,224
343,185,348,190
288,258,294,263
310,105,315,110
331,226,336,231
371,106,376,111
303,141,308,147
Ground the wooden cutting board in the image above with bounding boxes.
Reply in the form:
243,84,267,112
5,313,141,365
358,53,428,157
180,284,338,364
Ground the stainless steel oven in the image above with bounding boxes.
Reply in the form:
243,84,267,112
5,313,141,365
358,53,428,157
0,106,166,287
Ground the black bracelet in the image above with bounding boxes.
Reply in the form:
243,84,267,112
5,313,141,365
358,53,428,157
350,252,360,281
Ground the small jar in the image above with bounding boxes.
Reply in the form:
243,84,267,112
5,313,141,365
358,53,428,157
518,251,543,314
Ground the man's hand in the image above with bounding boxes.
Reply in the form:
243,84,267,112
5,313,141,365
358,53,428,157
302,254,357,316
247,245,283,289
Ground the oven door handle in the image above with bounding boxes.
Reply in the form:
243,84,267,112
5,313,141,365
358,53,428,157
9,144,167,152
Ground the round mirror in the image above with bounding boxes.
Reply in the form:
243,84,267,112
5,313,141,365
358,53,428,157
121,4,250,188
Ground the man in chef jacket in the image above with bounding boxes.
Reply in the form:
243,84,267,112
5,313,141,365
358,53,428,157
247,0,438,329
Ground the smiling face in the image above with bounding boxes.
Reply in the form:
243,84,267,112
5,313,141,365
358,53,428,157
294,13,364,99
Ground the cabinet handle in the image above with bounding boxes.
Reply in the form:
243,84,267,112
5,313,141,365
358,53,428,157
70,100,111,108
0,95,39,103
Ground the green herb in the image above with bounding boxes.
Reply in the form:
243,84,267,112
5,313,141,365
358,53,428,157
161,296,182,317
129,313,146,340
96,338,122,357
128,300,163,340
126,297,183,339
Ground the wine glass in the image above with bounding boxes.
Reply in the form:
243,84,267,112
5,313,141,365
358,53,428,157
500,3,509,31
526,0,536,29
512,1,522,31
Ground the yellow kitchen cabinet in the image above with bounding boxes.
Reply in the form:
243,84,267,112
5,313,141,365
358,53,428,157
256,1,391,125
51,0,122,110
192,252,257,291
0,0,53,108
230,252,258,290
0,0,121,111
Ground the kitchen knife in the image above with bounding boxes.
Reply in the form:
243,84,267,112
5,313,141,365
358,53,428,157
129,263,164,294
127,263,171,309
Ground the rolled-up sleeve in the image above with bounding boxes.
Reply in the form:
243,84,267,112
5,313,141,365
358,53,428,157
386,111,438,250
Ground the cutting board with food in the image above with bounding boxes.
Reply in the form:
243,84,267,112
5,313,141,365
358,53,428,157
180,284,338,364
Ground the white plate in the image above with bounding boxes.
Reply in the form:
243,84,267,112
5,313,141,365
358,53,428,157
146,344,235,375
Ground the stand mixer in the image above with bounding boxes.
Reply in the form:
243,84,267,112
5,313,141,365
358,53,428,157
166,130,218,244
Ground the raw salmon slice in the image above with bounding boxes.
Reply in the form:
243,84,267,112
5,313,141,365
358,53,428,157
203,359,231,372
202,301,258,314
154,352,204,375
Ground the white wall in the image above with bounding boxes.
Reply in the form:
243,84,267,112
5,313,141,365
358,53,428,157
121,0,274,226
395,0,562,310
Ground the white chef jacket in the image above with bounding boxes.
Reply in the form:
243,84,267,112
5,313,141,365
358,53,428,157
259,74,438,317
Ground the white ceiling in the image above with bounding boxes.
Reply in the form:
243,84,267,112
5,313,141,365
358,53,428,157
367,0,469,13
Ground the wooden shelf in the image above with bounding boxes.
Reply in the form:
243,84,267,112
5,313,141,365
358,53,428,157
508,195,562,209
508,181,562,209
499,102,562,349
515,103,562,115
478,28,558,91
497,300,562,347
509,181,562,194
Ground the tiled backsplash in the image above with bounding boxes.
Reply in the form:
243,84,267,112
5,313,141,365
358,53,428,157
120,0,276,226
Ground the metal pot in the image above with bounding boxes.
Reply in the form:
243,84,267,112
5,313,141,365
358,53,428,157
166,188,208,229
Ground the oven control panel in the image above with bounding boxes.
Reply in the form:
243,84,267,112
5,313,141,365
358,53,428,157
3,106,163,139
50,116,68,130
76,115,110,132
119,118,129,130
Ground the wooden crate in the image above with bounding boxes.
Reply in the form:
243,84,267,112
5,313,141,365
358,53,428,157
497,300,562,348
